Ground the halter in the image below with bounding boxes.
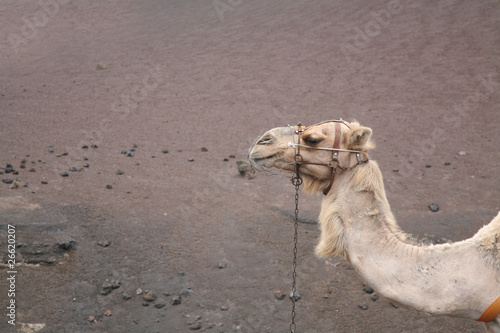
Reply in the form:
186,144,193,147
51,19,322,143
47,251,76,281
291,120,369,195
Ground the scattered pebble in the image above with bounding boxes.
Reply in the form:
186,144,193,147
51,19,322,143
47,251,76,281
136,288,143,295
127,151,134,157
223,158,229,162
458,151,467,156
116,170,125,175
171,295,181,305
358,302,369,310
2,179,14,184
154,302,166,309
371,293,379,301
220,305,229,311
60,172,69,177
106,185,113,189
289,291,301,302
121,150,127,154
444,162,451,166
362,285,374,294
29,168,36,172
82,145,89,149
88,316,96,323
41,180,48,185
142,302,149,307
274,291,286,300
97,240,111,247
162,149,169,154
236,160,255,179
143,290,156,302
122,293,132,300
83,163,89,168
229,154,236,159
425,164,431,168
201,147,208,152
218,263,226,269
429,203,439,212
69,167,78,172
104,310,112,317
188,322,202,331
180,289,193,297
99,282,113,295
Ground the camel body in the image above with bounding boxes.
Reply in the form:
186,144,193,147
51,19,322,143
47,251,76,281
248,120,500,332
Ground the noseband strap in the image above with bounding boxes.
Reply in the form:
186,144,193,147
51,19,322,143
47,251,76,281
293,120,368,196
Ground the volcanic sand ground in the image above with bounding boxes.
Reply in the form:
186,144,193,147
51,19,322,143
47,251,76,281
1,1,499,332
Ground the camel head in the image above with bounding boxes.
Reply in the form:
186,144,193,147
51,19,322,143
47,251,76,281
248,120,375,194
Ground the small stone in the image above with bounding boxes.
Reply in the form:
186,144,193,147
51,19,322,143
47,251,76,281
136,288,143,295
41,180,48,185
429,203,439,212
444,162,451,166
122,293,132,300
99,282,113,295
458,151,467,156
229,154,236,158
289,291,301,302
88,315,96,322
220,305,229,311
49,149,54,153
83,163,89,168
371,293,379,301
362,285,374,294
29,168,36,172
2,179,14,184
111,280,121,289
106,185,113,189
201,147,208,152
328,287,336,294
143,290,156,302
83,157,88,161
142,302,149,307
60,171,69,177
218,263,226,269
188,322,202,331
97,240,111,247
180,288,193,297
358,302,369,310
392,169,399,172
188,158,194,162
104,309,112,317
121,150,127,154
162,149,169,154
69,167,78,172
82,145,89,149
116,170,125,175
171,295,181,305
391,302,399,308
236,160,255,179
274,290,286,300
10,180,21,189
127,151,134,157
223,158,229,162
425,164,432,168
154,302,166,309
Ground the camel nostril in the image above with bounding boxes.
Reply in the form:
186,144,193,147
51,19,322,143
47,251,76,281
257,134,274,145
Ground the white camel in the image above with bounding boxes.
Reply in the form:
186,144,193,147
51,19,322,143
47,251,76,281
248,120,500,332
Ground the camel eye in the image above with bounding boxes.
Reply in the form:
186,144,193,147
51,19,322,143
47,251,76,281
303,137,323,145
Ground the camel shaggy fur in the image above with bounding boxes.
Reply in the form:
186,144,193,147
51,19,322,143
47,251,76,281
248,120,500,332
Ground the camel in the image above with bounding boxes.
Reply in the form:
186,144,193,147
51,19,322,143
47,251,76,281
248,120,500,332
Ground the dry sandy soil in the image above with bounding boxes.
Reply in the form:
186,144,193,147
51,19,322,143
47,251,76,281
1,1,499,332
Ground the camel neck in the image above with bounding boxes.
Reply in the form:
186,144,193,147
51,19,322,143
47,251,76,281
320,161,500,319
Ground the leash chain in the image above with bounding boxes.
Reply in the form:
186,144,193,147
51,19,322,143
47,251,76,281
290,123,303,333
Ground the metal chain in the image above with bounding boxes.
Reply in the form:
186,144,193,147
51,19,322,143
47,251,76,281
290,123,303,333
290,174,301,333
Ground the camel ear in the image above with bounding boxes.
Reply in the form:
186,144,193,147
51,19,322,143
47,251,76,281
346,126,373,150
